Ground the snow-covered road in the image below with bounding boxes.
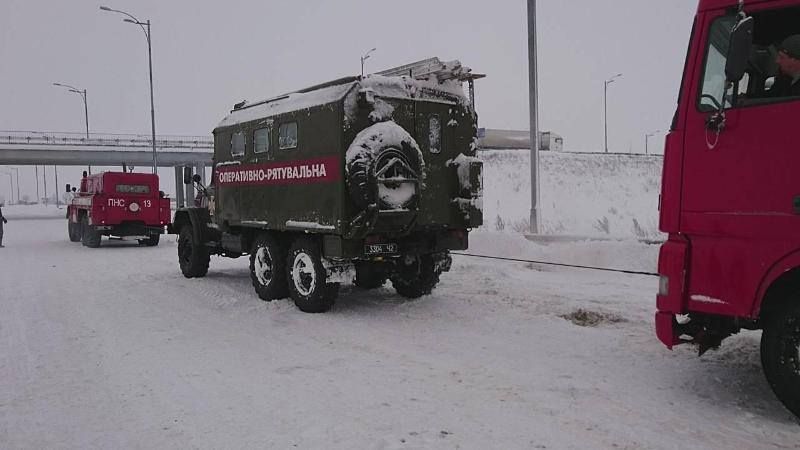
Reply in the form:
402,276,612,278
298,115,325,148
1,218,798,449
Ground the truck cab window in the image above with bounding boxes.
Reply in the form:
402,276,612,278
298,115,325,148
699,7,800,110
279,122,298,150
699,15,737,112
231,131,245,157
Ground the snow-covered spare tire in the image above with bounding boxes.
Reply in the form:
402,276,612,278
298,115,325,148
345,121,425,211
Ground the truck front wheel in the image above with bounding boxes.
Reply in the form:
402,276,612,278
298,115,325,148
390,253,446,299
250,234,289,301
761,300,800,419
178,225,209,278
286,238,338,313
81,216,102,248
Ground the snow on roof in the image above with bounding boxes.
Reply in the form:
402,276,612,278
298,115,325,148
216,81,357,130
216,74,469,130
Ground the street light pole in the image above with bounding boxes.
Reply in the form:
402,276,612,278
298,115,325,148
527,0,540,234
604,73,622,153
0,171,12,205
100,6,158,174
361,48,376,78
12,168,20,204
53,82,91,173
645,130,661,155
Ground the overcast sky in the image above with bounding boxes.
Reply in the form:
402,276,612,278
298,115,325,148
0,0,696,201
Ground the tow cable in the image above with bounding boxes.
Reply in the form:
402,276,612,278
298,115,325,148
451,252,659,277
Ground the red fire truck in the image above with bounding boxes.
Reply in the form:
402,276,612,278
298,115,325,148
66,171,171,247
656,0,800,418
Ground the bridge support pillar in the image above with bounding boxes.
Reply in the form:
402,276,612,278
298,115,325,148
174,166,185,209
195,163,206,185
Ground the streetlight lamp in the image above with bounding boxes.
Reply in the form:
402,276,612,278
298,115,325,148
361,48,376,78
645,130,661,155
52,83,89,139
604,73,622,153
100,5,158,174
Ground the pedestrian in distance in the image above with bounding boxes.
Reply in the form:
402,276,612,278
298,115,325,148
0,202,7,247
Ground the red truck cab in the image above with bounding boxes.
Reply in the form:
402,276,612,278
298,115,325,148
66,171,171,247
657,0,800,418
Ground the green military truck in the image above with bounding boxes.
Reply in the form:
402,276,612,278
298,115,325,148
171,59,484,312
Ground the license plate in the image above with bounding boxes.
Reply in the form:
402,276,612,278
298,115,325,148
364,243,398,255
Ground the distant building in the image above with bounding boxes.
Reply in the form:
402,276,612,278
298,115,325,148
477,128,564,151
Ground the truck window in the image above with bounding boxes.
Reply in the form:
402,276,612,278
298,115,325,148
429,115,441,154
698,15,737,112
699,7,800,111
254,127,270,154
116,184,151,194
279,122,298,150
231,131,245,157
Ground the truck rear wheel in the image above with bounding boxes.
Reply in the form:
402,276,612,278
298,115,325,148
286,238,338,313
250,234,289,301
81,216,102,248
139,234,160,247
68,220,81,242
761,300,800,419
390,253,445,299
178,225,209,278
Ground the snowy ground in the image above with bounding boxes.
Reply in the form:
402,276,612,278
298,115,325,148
1,218,798,449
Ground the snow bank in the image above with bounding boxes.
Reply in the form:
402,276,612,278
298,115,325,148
480,150,663,240
2,204,66,220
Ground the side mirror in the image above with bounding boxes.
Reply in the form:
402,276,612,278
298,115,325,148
192,174,202,184
725,16,754,83
183,167,193,185
65,183,71,193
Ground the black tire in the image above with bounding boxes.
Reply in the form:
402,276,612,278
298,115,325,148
390,253,444,299
354,262,387,289
139,234,160,247
178,225,209,278
250,233,289,301
68,221,81,242
286,238,338,313
760,300,800,419
346,122,424,211
81,216,101,248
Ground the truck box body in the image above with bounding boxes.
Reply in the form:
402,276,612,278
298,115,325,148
67,171,170,246
171,64,484,313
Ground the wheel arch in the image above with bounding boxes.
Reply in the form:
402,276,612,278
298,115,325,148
754,249,800,321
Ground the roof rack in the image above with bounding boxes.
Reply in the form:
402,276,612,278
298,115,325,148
376,57,485,83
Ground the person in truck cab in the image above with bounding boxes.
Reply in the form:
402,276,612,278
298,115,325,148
769,35,800,97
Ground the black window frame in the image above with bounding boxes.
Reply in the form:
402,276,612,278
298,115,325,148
254,127,271,155
230,131,246,158
278,122,298,150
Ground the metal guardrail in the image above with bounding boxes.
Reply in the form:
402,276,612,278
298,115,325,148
0,130,213,149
